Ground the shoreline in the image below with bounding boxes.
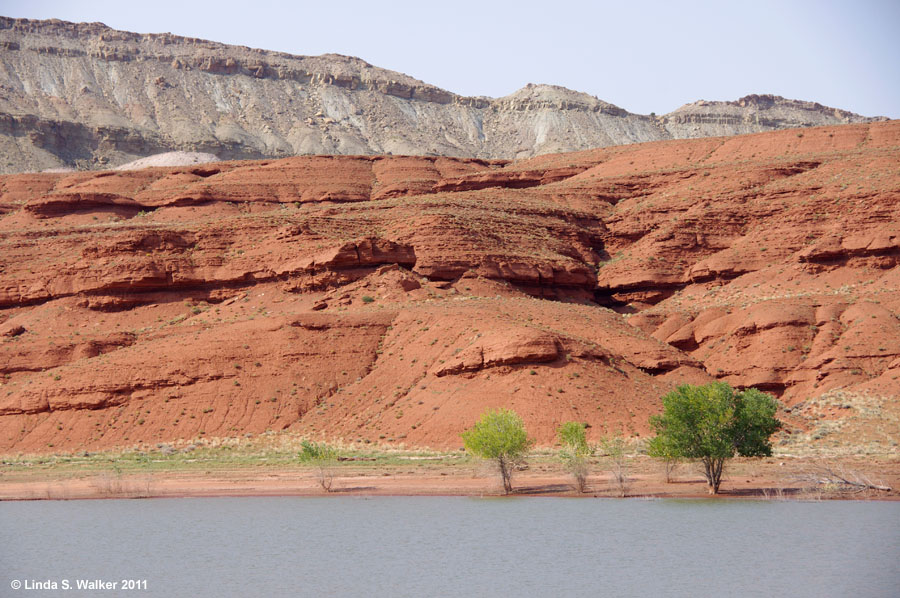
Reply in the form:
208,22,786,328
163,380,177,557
3,457,897,502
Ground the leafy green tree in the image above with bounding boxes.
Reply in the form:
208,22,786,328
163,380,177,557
462,408,532,494
557,421,593,492
648,382,781,494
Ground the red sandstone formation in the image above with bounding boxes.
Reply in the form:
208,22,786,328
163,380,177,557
0,122,898,452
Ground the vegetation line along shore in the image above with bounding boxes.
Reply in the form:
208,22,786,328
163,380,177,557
3,385,893,501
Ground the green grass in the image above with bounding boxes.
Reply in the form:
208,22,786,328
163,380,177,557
0,434,625,478
0,439,472,476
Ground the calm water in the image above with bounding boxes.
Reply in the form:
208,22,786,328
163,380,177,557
1,497,898,598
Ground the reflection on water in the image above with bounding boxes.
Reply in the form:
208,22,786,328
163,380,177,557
1,497,898,597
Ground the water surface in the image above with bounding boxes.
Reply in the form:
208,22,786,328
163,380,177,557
2,497,898,597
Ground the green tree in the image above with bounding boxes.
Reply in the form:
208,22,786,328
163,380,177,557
557,421,592,492
462,408,532,494
648,382,781,494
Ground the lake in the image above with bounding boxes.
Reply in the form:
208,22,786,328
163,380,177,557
1,497,898,597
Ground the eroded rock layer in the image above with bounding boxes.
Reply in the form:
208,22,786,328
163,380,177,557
1,121,898,452
0,17,884,173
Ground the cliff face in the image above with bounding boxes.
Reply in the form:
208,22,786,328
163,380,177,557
1,121,898,453
0,17,884,173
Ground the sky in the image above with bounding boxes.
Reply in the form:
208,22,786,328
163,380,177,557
3,0,898,117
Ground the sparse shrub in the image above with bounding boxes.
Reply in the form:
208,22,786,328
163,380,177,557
600,435,630,497
298,440,340,492
361,296,375,304
646,432,681,483
557,421,593,492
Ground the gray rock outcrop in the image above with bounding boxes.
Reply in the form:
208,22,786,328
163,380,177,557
0,17,885,173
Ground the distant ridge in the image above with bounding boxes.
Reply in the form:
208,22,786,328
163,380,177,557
0,16,886,173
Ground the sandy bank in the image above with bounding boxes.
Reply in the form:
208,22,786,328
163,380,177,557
2,457,897,501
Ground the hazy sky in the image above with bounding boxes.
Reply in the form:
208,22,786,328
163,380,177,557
3,0,898,117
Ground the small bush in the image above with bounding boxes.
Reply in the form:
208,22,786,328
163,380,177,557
558,421,593,493
298,440,339,492
647,433,681,483
299,439,337,462
600,435,630,497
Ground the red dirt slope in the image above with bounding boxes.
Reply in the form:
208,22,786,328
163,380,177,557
1,121,898,452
